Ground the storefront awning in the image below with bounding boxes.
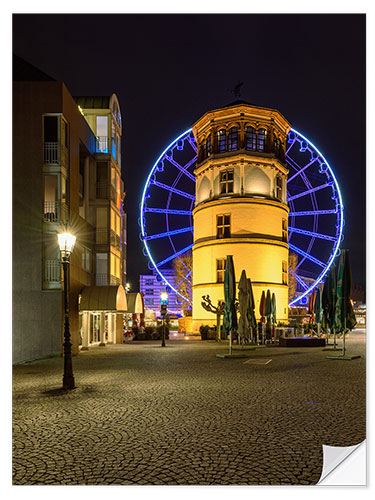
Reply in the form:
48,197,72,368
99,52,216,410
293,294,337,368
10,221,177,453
79,285,127,312
126,293,143,314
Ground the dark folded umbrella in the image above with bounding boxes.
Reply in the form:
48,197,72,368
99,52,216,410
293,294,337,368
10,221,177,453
223,255,237,354
259,290,266,323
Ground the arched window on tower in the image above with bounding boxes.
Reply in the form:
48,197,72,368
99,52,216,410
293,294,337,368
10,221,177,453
245,126,256,151
228,127,239,151
206,135,212,156
257,128,266,152
273,134,277,154
277,138,282,160
218,129,227,153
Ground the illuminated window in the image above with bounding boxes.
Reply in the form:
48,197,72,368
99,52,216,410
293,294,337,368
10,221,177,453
282,218,288,242
282,261,288,285
145,289,154,295
216,258,227,283
145,279,154,286
276,175,283,200
245,126,256,151
228,127,239,151
218,129,227,153
220,170,234,194
217,214,231,239
257,128,267,152
200,140,206,161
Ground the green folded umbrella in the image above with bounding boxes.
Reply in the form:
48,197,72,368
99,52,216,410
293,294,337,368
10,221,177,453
223,255,237,354
314,287,323,325
265,289,272,323
271,293,277,325
335,249,357,333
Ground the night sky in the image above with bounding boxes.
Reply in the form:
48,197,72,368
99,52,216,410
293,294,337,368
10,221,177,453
13,13,366,291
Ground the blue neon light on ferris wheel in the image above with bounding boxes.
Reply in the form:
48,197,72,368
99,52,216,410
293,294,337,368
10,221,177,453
140,126,344,306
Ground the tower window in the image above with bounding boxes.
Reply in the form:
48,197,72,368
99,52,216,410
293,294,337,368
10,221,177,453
200,140,206,161
276,175,283,200
282,218,288,242
228,127,239,151
282,261,288,285
216,258,227,283
245,126,256,151
218,129,227,153
257,128,267,152
220,170,234,194
217,214,231,239
206,135,212,156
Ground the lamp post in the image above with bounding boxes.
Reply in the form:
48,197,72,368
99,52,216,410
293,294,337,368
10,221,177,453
160,291,169,347
57,232,76,390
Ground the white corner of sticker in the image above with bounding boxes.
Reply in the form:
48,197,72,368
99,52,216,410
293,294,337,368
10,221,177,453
317,440,366,485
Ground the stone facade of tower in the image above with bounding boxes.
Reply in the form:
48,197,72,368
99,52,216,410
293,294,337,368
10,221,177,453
192,101,291,333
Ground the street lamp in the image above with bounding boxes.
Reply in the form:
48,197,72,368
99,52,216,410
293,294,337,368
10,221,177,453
160,291,169,347
57,232,76,390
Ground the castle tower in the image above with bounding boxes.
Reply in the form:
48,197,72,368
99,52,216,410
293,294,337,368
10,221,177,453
192,101,291,333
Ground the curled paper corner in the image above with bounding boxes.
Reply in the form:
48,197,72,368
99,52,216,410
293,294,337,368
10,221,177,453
317,440,366,485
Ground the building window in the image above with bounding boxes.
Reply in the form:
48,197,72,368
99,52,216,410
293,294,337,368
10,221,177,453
145,288,154,295
96,253,108,285
145,279,154,286
206,135,212,156
200,140,206,161
282,218,288,242
276,175,283,200
82,246,92,272
96,116,108,153
145,298,154,306
220,170,234,194
257,128,267,152
218,129,227,153
245,126,256,151
282,261,288,285
228,127,239,151
216,258,227,283
217,214,231,239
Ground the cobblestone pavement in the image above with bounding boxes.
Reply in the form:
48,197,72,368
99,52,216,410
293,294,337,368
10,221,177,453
12,330,366,485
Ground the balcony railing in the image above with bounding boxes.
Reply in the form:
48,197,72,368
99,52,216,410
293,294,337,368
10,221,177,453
110,275,120,286
44,260,61,283
110,230,121,249
96,182,109,199
96,136,109,153
43,201,68,223
96,228,108,244
44,142,68,166
96,273,108,286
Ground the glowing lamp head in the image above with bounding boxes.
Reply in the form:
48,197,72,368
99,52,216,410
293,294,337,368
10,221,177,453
57,232,76,258
160,291,169,303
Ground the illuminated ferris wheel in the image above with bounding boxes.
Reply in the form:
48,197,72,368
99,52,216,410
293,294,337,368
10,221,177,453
139,128,344,306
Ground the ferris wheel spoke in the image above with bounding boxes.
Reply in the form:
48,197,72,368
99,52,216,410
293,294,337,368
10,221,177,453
289,209,337,216
289,268,309,290
144,207,193,216
287,158,318,183
287,182,331,202
150,179,196,200
168,157,196,182
186,135,197,152
183,156,198,171
156,243,194,268
175,269,192,288
144,226,193,241
288,226,337,242
288,243,325,268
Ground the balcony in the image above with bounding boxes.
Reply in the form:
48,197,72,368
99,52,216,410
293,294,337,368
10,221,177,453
44,142,68,167
96,136,108,153
43,201,68,223
44,260,61,284
110,230,121,249
96,273,108,286
96,228,108,244
96,182,109,199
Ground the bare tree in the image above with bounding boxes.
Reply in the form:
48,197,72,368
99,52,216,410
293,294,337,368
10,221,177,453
201,295,225,341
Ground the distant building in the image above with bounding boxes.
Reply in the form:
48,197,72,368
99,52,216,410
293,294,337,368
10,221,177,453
140,268,184,317
13,55,127,363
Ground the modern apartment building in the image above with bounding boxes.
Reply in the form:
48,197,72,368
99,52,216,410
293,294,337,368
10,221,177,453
13,56,127,363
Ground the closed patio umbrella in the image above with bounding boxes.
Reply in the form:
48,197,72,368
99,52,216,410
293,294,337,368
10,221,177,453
223,255,237,355
308,289,316,324
332,249,358,358
322,264,338,349
271,293,277,343
314,287,323,337
259,290,266,344
265,290,272,343
247,278,257,343
238,270,249,346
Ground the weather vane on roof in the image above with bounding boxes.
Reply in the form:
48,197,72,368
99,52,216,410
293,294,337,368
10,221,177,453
230,81,244,99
